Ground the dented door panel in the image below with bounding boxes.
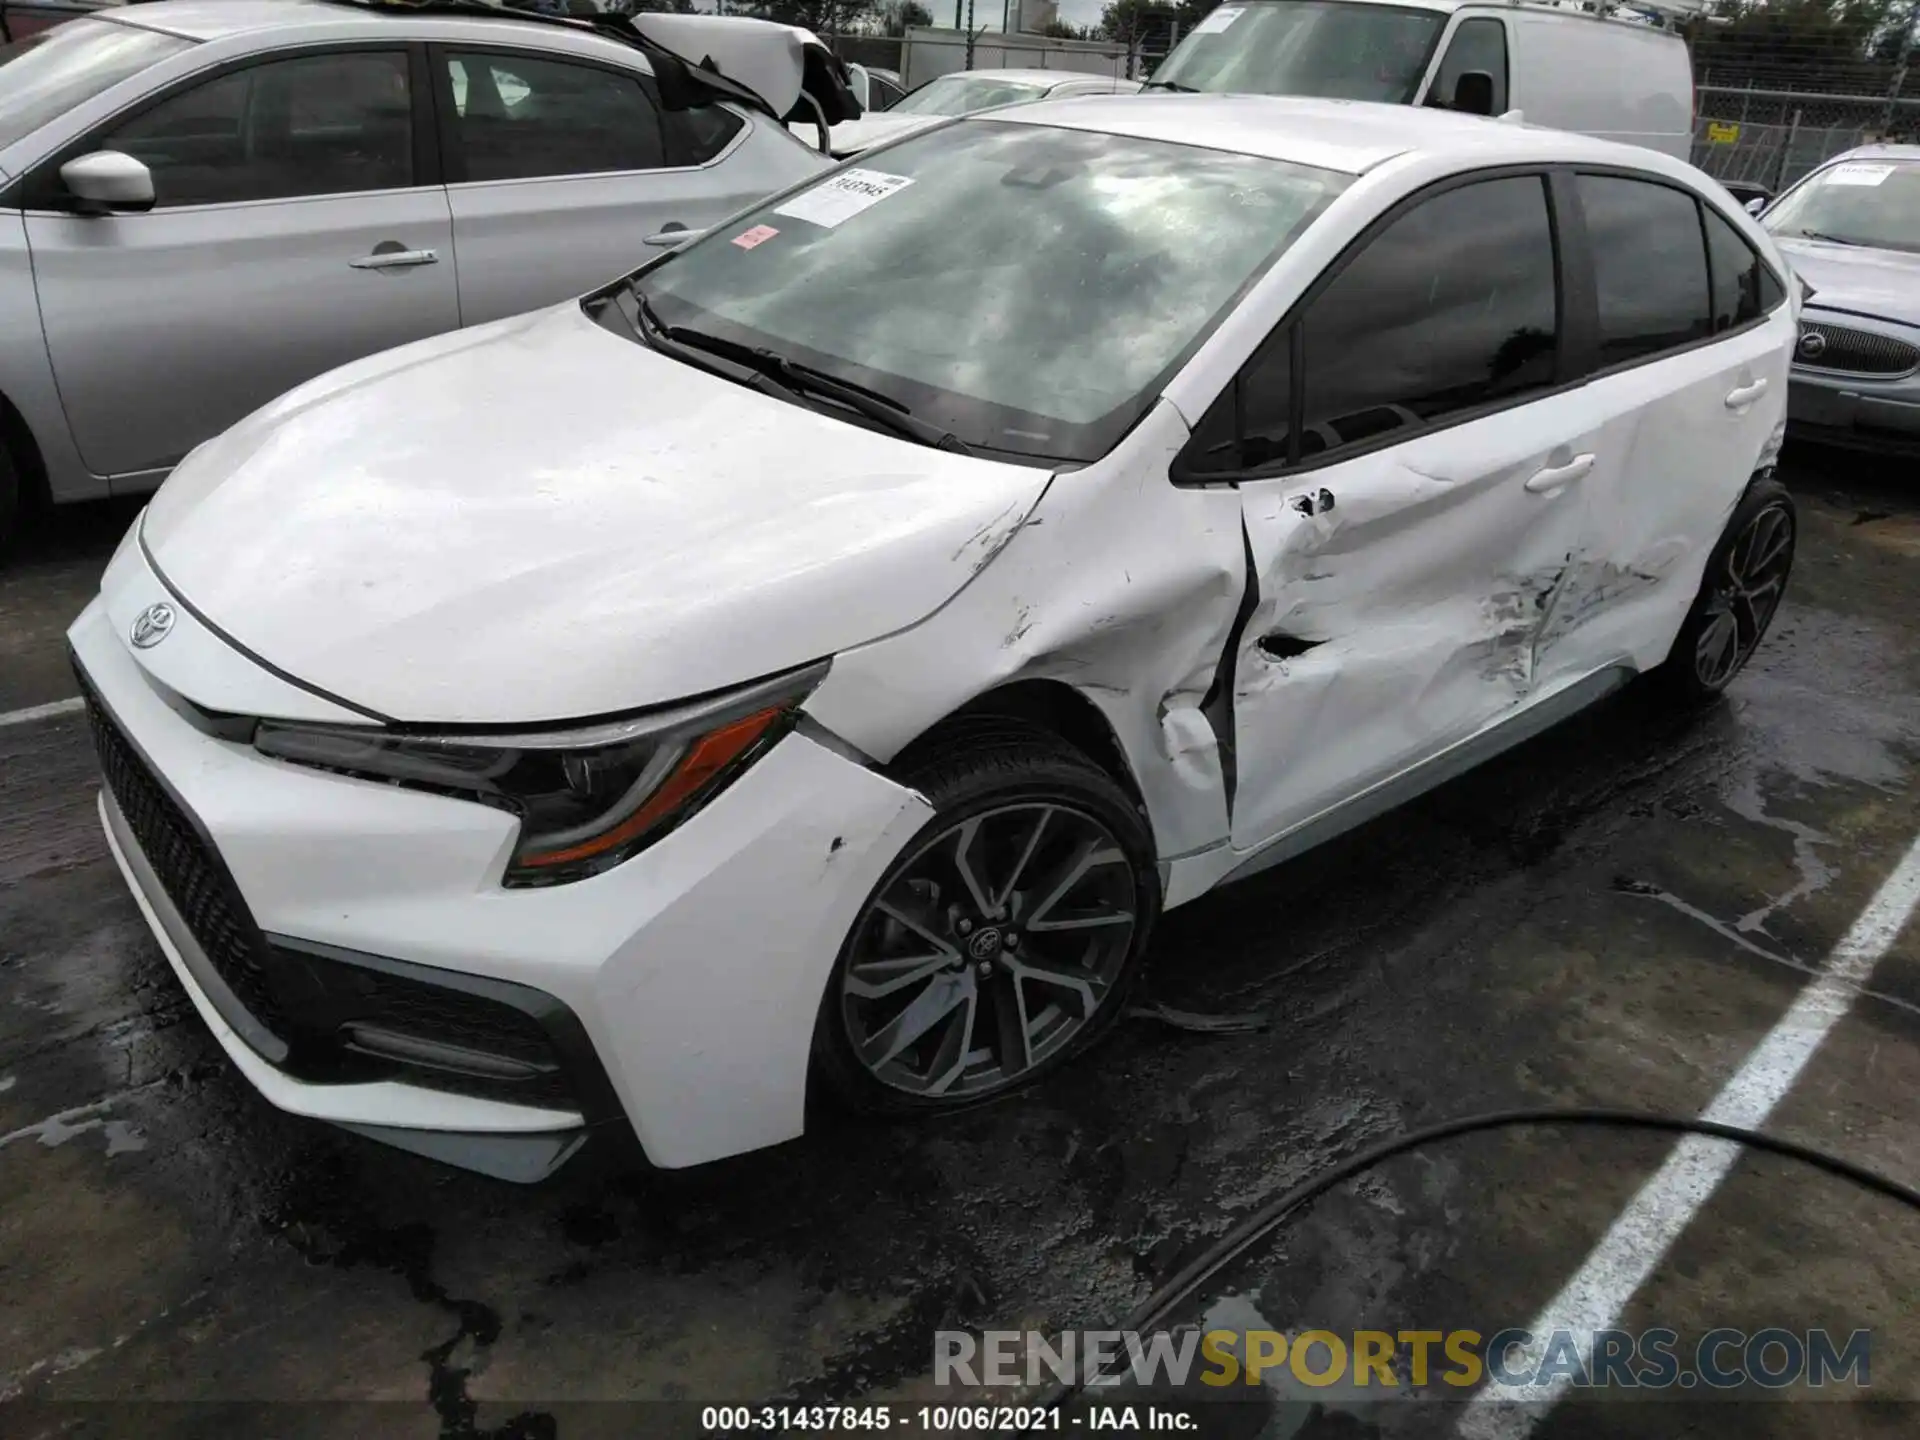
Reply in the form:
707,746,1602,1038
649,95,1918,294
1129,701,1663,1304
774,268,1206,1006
1227,392,1597,853
1542,310,1795,684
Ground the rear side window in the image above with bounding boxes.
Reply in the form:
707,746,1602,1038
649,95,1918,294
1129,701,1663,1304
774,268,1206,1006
444,51,665,180
1181,173,1557,474
1703,206,1784,331
1578,174,1712,366
661,102,743,167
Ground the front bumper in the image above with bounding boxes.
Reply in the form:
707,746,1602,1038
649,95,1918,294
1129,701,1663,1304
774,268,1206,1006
70,592,932,1176
1786,312,1920,456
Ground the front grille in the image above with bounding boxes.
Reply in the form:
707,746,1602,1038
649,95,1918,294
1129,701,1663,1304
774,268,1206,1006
1797,321,1920,377
78,664,593,1116
83,689,288,1036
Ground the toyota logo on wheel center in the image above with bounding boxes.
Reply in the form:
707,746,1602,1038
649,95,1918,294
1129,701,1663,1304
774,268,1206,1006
967,927,1003,960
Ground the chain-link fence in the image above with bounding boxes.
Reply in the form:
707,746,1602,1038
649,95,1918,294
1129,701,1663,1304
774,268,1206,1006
1691,89,1920,190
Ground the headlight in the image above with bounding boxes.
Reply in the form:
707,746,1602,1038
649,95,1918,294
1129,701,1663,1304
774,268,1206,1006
254,661,827,887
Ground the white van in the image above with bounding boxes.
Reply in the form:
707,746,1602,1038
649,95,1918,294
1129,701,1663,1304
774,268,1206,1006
1151,0,1695,159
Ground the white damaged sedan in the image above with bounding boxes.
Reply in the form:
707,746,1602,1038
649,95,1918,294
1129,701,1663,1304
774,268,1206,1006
72,96,1800,1180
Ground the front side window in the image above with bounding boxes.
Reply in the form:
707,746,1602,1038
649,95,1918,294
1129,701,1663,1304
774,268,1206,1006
1426,16,1508,113
1185,174,1557,474
102,51,413,207
1578,174,1712,367
443,51,665,180
889,75,1049,116
631,120,1348,461
1152,2,1447,104
1763,157,1920,255
0,18,191,154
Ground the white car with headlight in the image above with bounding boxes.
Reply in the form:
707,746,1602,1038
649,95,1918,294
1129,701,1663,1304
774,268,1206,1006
73,95,1799,1181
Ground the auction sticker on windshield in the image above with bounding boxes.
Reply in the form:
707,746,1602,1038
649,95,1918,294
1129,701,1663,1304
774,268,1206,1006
1192,5,1244,33
773,169,914,228
1828,162,1896,186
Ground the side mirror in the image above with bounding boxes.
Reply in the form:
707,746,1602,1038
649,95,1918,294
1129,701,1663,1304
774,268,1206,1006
1745,196,1767,216
60,151,155,213
845,62,872,113
1452,70,1496,117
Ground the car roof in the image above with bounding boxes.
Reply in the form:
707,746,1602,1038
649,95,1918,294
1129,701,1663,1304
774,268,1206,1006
1826,143,1920,165
992,92,1692,177
936,68,1125,86
106,0,356,40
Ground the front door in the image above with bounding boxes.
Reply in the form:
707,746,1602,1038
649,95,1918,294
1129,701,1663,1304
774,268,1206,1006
1179,172,1596,851
24,47,461,481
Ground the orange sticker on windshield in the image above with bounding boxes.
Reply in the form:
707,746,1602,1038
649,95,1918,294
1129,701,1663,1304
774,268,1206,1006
731,225,780,250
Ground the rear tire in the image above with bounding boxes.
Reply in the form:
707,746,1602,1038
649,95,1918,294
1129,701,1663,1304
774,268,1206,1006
1652,475,1796,706
812,720,1160,1116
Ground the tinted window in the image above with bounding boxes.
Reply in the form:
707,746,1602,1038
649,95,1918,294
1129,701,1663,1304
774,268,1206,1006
1185,330,1293,476
0,18,191,154
661,101,742,168
871,77,905,109
1297,176,1557,456
103,52,413,207
1704,206,1782,331
445,52,664,180
636,121,1347,461
1578,174,1712,366
1427,17,1507,114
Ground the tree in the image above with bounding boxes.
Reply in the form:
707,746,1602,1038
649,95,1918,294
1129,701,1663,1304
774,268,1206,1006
1041,17,1091,38
876,0,933,34
735,0,876,35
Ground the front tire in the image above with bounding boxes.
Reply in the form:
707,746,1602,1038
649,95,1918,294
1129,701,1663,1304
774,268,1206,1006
0,445,19,564
812,720,1160,1115
1654,475,1796,705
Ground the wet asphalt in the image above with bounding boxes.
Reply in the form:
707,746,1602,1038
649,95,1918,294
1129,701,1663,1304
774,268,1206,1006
1,447,1917,1439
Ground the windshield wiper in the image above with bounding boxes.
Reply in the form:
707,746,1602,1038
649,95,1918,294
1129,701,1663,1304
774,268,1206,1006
622,283,808,407
1141,79,1197,92
635,307,974,455
1796,230,1862,246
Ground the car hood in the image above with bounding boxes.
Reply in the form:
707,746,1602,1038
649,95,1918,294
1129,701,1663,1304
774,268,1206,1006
141,303,1049,725
1775,237,1920,330
796,111,948,156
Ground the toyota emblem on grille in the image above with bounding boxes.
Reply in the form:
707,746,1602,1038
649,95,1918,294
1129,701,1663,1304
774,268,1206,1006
1797,329,1827,361
130,602,176,649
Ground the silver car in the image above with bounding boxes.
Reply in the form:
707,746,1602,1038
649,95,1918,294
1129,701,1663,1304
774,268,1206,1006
1759,144,1920,456
0,0,834,547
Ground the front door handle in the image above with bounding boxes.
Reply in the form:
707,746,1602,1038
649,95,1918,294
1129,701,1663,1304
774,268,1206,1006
1523,452,1595,495
1725,378,1770,410
350,246,438,271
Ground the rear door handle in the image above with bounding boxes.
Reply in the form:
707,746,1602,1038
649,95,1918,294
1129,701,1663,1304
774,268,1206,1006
1725,378,1769,410
1523,453,1595,495
350,247,438,271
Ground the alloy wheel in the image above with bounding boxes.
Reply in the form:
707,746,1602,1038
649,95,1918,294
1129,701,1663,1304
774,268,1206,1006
838,801,1140,1100
1694,499,1794,690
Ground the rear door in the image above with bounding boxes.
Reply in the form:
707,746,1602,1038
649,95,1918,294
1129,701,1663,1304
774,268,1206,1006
431,46,759,325
1541,171,1792,681
1183,171,1600,850
23,45,460,482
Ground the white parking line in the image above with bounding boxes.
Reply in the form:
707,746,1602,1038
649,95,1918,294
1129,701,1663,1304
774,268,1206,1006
1457,830,1920,1438
0,696,84,728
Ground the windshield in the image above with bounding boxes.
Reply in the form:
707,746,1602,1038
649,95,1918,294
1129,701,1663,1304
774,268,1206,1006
1764,158,1920,255
890,74,1049,116
629,120,1347,461
0,18,191,153
1151,1,1446,103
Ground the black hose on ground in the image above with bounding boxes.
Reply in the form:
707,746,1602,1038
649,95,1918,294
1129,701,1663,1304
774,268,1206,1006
1024,1107,1920,1419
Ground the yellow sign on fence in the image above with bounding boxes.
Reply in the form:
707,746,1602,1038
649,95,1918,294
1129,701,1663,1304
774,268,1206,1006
1707,122,1741,145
